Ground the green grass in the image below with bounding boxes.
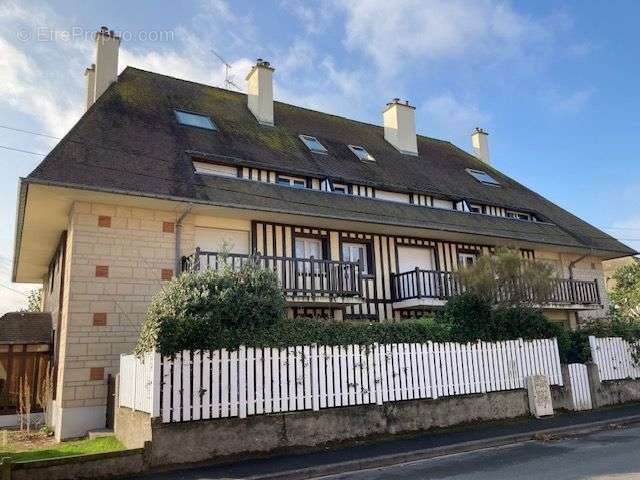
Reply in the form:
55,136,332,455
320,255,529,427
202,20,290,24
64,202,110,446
0,436,124,462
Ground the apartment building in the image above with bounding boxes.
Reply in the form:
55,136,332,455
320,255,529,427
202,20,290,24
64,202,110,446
12,27,636,439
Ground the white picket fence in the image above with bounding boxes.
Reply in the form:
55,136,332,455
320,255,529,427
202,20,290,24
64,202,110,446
119,351,156,414
567,363,592,411
589,335,640,381
120,338,562,423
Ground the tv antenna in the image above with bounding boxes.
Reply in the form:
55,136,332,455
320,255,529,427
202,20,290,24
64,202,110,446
211,48,242,91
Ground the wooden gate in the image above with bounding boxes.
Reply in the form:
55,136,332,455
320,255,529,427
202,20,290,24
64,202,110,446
567,363,592,411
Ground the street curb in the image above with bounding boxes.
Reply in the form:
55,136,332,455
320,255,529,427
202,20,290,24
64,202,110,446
249,414,640,480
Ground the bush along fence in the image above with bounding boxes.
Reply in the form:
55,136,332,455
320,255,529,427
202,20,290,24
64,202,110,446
588,335,640,381
120,338,563,422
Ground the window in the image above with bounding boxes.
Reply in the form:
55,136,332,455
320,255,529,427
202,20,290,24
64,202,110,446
276,175,307,188
333,183,348,194
299,134,327,154
342,242,370,275
193,161,237,178
295,238,323,259
506,210,531,221
348,145,375,162
466,168,500,186
458,252,477,268
468,204,483,214
433,198,454,210
375,190,410,203
174,110,216,130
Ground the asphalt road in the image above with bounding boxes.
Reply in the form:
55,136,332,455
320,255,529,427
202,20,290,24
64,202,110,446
316,425,640,480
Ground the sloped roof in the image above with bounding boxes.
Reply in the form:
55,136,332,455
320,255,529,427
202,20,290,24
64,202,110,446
24,67,635,257
0,312,52,344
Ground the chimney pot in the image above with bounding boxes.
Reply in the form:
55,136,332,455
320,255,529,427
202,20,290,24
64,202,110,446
246,58,275,126
382,98,418,155
471,127,490,164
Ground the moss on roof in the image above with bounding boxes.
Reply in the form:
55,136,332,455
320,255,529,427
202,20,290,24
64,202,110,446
26,66,636,257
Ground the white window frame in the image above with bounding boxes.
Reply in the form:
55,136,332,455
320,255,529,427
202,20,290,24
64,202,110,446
348,145,375,162
192,161,237,178
433,198,454,210
458,252,477,268
295,237,323,260
468,203,483,214
342,242,369,275
333,183,348,194
506,210,531,221
276,174,307,188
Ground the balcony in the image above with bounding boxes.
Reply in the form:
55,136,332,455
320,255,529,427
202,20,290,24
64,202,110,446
390,268,601,310
182,250,363,305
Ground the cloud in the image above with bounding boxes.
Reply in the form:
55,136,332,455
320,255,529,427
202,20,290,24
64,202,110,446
545,87,595,114
0,254,36,314
421,94,491,144
336,0,554,71
279,0,334,34
606,217,640,254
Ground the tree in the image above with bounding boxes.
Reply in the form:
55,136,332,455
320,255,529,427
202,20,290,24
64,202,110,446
455,248,557,306
25,288,42,312
610,261,640,319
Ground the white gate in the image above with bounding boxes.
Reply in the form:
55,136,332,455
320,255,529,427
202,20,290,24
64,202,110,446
567,363,592,411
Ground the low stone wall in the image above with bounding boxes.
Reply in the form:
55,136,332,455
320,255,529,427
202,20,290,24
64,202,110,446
116,389,532,468
115,406,153,449
7,448,145,480
586,361,640,408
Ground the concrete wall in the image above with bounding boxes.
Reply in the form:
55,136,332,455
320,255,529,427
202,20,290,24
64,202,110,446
587,362,640,408
117,389,532,468
8,448,145,480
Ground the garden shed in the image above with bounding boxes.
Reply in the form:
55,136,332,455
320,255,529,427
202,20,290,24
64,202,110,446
0,312,52,424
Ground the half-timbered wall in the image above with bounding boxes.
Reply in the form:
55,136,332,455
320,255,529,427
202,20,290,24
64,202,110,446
196,160,533,222
251,220,525,321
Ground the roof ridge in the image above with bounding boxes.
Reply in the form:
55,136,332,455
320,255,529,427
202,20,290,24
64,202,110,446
120,66,453,145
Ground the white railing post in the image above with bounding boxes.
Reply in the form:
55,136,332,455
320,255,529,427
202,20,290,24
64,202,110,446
151,351,162,418
311,344,320,411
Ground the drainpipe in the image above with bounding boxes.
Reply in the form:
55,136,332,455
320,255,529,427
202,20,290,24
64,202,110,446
174,205,193,275
568,251,591,279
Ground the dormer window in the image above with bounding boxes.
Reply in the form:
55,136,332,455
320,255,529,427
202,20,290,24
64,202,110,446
348,145,375,162
466,168,500,186
299,134,327,154
174,110,217,130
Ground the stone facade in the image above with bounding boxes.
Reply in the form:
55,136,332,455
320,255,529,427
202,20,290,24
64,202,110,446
46,201,195,439
42,199,612,439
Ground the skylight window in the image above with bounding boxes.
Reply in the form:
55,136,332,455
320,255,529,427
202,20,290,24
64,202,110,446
174,110,217,130
299,134,327,154
466,168,500,186
348,145,375,162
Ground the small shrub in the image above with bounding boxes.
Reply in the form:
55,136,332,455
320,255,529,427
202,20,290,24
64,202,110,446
135,259,287,356
435,293,572,361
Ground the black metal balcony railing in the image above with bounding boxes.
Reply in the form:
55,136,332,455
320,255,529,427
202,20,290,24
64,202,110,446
390,268,601,306
182,250,363,298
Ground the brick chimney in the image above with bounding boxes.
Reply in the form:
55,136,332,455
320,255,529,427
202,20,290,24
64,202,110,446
471,127,490,164
85,27,120,110
245,59,274,126
382,98,418,156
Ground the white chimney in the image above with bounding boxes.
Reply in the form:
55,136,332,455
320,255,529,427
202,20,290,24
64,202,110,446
471,127,490,164
88,26,120,109
382,98,418,156
245,59,274,126
84,64,96,110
